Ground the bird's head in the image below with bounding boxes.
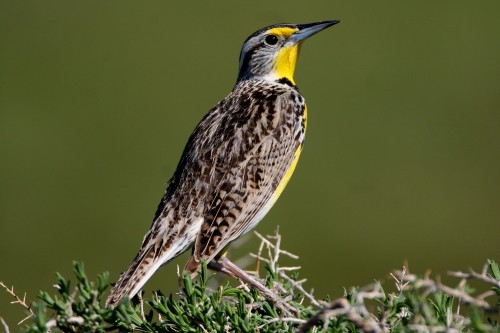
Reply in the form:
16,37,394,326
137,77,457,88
237,20,340,85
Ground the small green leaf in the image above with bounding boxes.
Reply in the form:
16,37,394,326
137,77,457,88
488,259,500,280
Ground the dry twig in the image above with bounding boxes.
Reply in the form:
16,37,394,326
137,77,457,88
0,317,10,333
0,282,35,325
448,265,500,289
390,267,500,314
299,296,386,333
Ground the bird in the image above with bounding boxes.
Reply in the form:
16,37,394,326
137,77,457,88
106,20,340,307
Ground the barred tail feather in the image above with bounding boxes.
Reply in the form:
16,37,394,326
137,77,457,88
106,246,174,307
106,217,204,307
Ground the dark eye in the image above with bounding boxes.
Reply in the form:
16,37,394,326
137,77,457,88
264,34,279,46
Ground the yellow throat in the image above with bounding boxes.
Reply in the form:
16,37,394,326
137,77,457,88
266,27,302,85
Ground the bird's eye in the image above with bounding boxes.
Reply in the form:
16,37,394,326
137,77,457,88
264,35,279,46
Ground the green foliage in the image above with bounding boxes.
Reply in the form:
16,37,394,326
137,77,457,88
21,261,319,332
489,259,500,299
2,231,499,333
6,259,496,332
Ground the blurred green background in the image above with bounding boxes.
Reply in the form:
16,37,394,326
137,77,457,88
1,0,499,326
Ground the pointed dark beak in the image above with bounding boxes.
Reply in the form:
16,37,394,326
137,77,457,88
288,20,340,44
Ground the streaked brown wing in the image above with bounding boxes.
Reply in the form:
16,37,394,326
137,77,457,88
185,92,302,272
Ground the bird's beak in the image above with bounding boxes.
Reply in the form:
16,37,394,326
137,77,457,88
288,20,341,45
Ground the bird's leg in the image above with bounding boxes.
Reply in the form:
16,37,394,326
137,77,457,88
209,256,298,316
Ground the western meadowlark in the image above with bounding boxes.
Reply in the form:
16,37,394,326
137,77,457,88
106,20,340,307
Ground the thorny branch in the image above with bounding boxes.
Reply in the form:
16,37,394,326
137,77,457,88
250,229,325,312
299,296,386,333
0,281,35,325
299,261,500,332
390,266,500,314
448,264,500,289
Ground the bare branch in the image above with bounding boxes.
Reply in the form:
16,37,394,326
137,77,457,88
277,266,301,272
449,268,500,289
258,317,306,329
391,268,500,314
278,271,323,308
0,317,10,333
436,282,493,311
0,282,35,324
299,297,386,333
137,291,146,321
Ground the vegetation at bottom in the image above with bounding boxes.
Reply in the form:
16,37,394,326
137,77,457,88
1,232,499,332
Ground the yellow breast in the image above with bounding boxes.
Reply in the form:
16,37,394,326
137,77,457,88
271,104,307,203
